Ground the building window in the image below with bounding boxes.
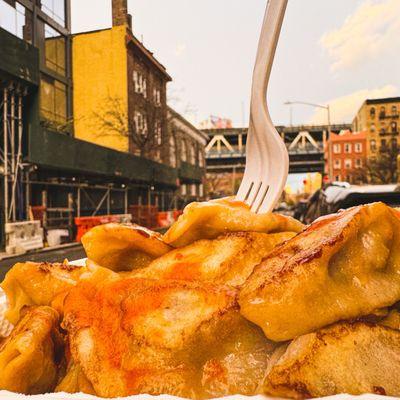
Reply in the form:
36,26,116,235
344,143,351,153
134,111,148,135
333,159,341,169
44,24,66,76
391,138,398,149
335,175,341,181
199,184,204,197
153,120,162,162
370,107,376,119
381,139,387,149
181,139,187,162
133,71,147,98
190,184,197,197
333,144,341,154
392,105,398,116
198,150,204,167
355,158,362,168
346,175,351,182
153,88,161,106
354,143,362,153
180,184,187,196
391,121,397,133
0,1,32,43
344,159,352,169
154,120,162,145
40,77,67,125
189,143,196,165
370,123,375,132
40,0,65,26
169,135,176,167
379,106,386,119
370,139,377,152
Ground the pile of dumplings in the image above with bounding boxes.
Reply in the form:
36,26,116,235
0,198,400,399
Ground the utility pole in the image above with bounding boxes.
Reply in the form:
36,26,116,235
284,100,332,181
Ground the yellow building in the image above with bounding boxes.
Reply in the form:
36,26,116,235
73,25,129,152
72,0,171,157
352,97,400,157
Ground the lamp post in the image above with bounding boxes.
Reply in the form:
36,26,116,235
284,101,332,181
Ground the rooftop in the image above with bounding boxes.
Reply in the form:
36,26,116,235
329,130,366,141
365,97,400,105
73,26,172,81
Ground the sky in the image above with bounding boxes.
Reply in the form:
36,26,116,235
71,0,400,128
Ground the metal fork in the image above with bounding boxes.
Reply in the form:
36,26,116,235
236,0,289,214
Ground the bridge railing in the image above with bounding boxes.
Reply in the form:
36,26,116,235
206,143,323,158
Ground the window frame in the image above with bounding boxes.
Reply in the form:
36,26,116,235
344,158,352,170
333,143,341,154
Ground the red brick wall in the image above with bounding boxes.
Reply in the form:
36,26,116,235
327,132,367,183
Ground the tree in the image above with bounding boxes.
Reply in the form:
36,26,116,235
205,173,225,198
351,145,399,184
92,95,162,160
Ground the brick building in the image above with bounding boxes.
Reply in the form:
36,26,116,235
73,0,171,164
352,97,400,156
168,107,208,206
325,131,367,183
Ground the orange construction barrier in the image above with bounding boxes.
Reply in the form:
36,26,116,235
75,214,132,242
157,211,175,228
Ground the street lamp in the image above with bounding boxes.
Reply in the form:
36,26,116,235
284,101,332,181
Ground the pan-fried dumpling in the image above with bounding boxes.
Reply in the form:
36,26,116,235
0,306,62,394
239,202,400,341
1,261,118,324
163,197,304,247
62,278,276,398
135,232,295,287
82,223,172,271
264,322,400,398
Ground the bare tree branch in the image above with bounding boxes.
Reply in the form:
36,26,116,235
92,95,163,159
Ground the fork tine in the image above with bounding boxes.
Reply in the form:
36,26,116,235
251,182,270,213
236,180,254,202
257,181,282,214
246,181,262,207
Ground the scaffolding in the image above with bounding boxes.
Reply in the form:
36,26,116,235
1,83,27,224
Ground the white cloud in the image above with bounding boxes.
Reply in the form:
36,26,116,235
308,85,398,124
174,43,187,57
320,0,400,71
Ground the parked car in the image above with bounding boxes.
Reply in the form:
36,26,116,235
295,183,400,224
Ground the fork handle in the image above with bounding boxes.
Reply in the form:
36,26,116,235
251,0,288,106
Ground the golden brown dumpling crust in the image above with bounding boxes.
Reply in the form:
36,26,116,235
55,360,96,395
239,202,400,341
1,262,84,325
1,261,119,325
134,232,295,287
82,223,172,271
62,278,275,398
264,322,400,399
0,306,62,395
164,197,304,247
